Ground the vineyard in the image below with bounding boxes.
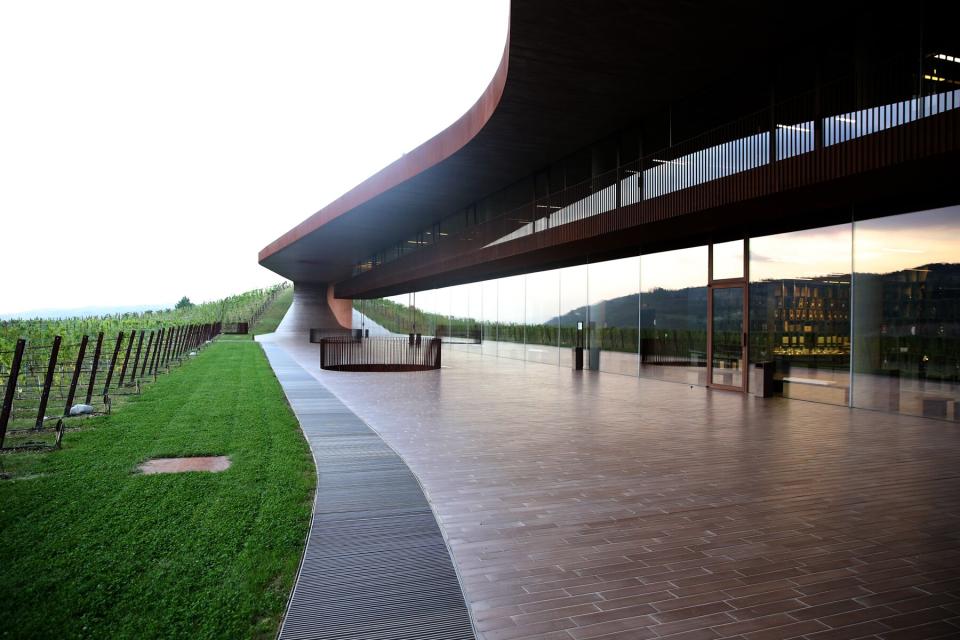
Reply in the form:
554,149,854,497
0,283,288,452
0,283,288,357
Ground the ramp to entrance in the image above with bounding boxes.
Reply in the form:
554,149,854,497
261,345,475,640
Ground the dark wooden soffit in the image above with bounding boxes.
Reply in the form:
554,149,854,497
259,0,861,284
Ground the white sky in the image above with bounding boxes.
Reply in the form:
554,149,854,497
0,1,510,315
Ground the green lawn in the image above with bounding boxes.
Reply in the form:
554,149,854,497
0,341,314,639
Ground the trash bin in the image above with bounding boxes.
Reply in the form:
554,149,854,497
572,347,584,370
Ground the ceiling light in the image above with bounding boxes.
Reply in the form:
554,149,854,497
777,124,810,132
933,53,958,63
835,116,856,124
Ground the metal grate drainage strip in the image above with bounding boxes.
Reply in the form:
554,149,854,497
261,345,475,640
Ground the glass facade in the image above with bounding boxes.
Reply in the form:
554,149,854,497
559,265,588,353
749,224,852,405
354,204,960,421
588,257,639,376
853,206,960,419
640,247,707,385
524,269,560,364
496,275,525,360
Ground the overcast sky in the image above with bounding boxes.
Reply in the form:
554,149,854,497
0,1,509,315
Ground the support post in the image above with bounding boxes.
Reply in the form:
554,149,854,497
140,331,154,378
149,328,162,377
63,334,89,415
102,332,124,397
118,330,136,387
160,327,173,368
35,336,62,430
128,330,145,385
85,332,104,405
1,339,26,449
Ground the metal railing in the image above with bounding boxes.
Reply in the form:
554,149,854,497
351,53,960,285
309,328,362,343
319,336,441,372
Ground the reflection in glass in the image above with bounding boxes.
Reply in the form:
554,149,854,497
712,240,744,280
482,280,497,356
640,246,707,384
447,284,468,345
853,205,960,420
559,265,588,351
749,224,851,405
413,288,445,337
588,256,640,375
525,270,560,364
443,283,482,352
497,275,525,360
711,286,744,387
361,294,414,335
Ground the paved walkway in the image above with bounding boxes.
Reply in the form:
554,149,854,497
262,343,475,640
262,333,960,640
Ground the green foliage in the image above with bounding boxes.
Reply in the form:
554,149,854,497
0,283,289,371
357,297,644,353
0,341,314,639
174,296,194,309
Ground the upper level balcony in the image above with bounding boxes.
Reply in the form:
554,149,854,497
339,55,960,298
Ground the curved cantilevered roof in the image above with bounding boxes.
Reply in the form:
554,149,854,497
259,0,858,285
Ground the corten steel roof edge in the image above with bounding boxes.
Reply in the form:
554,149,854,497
257,21,511,265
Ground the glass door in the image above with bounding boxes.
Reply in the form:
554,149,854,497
709,285,746,390
708,239,748,391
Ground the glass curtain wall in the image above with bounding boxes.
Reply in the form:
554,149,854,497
559,265,589,355
639,247,708,384
524,269,560,364
497,275,526,360
357,293,413,335
749,225,852,405
412,288,445,337
588,256,640,375
853,205,960,419
351,203,960,422
446,284,482,352
481,280,498,356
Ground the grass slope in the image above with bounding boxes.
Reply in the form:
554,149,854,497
0,341,314,639
253,287,294,336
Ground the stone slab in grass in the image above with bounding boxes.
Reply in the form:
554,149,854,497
138,456,231,474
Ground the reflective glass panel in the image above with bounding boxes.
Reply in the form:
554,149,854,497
711,286,744,387
588,256,640,375
525,269,560,364
712,239,744,280
640,246,707,385
559,265,588,351
853,205,960,420
497,275,525,360
362,294,413,334
750,224,851,405
482,280,498,356
412,289,445,337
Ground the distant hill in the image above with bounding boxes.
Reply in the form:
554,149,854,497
550,287,708,329
0,303,168,321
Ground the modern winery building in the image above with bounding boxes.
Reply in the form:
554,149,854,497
259,0,960,422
